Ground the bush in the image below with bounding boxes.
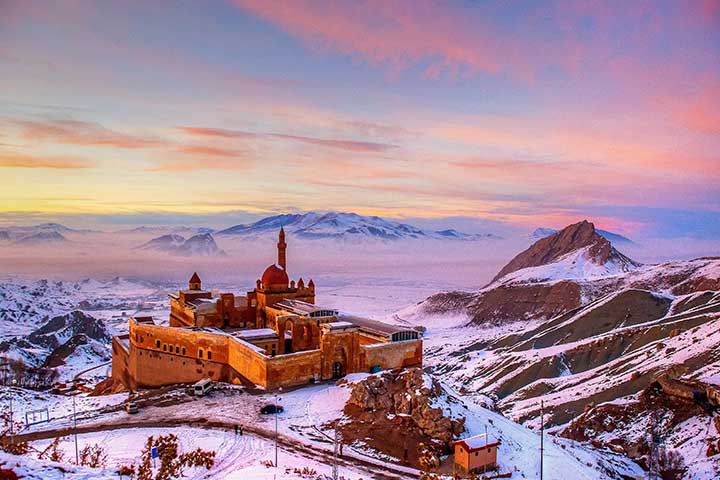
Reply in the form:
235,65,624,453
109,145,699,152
79,443,108,468
37,437,65,463
135,434,216,480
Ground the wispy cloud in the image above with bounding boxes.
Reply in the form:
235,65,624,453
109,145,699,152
0,151,95,169
8,118,166,149
178,126,397,152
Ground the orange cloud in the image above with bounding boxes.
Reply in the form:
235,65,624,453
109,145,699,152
175,145,243,158
0,151,94,169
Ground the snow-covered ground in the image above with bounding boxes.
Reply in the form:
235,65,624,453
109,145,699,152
29,426,366,480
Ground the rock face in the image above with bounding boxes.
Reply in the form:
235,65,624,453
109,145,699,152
340,368,465,466
493,220,638,283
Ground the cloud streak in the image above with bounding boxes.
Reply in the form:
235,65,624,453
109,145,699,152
0,151,94,169
8,118,166,149
178,126,397,152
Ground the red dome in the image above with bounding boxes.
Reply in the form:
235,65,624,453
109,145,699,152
261,264,289,288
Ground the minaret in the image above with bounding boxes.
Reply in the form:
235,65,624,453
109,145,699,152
277,227,287,270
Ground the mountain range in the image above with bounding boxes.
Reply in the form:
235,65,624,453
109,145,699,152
216,211,501,241
397,220,720,477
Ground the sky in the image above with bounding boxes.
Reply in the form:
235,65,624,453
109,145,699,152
1,0,719,239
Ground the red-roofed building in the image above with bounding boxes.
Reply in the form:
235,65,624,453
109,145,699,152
452,433,500,474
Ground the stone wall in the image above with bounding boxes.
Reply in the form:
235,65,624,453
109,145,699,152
266,350,323,388
111,336,131,388
362,339,423,371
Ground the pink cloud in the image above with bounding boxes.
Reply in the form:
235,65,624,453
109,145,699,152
178,125,397,153
10,118,166,149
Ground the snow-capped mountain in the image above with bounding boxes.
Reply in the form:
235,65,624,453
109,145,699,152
530,226,635,245
217,211,499,241
495,220,639,284
13,230,69,246
136,233,225,256
0,222,99,246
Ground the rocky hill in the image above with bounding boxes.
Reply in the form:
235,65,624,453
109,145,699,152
493,220,639,283
401,222,715,328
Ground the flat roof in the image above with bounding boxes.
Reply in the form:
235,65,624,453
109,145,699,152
337,314,410,336
274,299,338,316
235,328,278,340
452,434,500,451
325,321,355,330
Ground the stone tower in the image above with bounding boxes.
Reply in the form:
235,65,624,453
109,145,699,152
277,227,287,270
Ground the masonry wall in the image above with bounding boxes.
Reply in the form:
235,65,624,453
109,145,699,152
227,337,269,387
111,336,131,388
361,339,423,371
129,348,230,388
266,350,322,388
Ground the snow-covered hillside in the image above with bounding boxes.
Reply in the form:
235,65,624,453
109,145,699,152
395,221,720,478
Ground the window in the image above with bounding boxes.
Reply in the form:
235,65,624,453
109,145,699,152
182,347,186,355
487,448,491,453
475,452,478,456
163,344,167,352
175,346,179,353
207,351,212,360
156,340,160,348
199,349,203,359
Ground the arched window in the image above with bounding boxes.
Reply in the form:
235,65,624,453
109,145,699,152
156,340,161,348
207,351,212,360
199,349,204,359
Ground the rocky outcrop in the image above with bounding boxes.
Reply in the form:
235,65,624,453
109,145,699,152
339,368,464,466
492,220,638,283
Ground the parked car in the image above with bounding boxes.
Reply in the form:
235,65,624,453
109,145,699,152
260,404,284,414
125,402,139,414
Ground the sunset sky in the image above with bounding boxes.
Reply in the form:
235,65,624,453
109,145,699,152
1,0,718,238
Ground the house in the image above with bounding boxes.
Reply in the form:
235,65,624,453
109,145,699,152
452,433,500,474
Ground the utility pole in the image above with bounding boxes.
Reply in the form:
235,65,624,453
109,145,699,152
540,400,544,480
9,379,16,445
483,424,488,474
73,394,79,464
333,426,341,480
274,387,282,469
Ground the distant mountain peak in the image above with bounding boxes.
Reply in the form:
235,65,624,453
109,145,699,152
136,233,225,256
493,220,639,283
13,230,69,246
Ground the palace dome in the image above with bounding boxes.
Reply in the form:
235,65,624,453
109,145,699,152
261,264,289,288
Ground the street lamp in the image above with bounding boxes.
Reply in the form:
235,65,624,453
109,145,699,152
275,387,282,468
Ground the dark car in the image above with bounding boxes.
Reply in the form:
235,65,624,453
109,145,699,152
260,404,284,414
